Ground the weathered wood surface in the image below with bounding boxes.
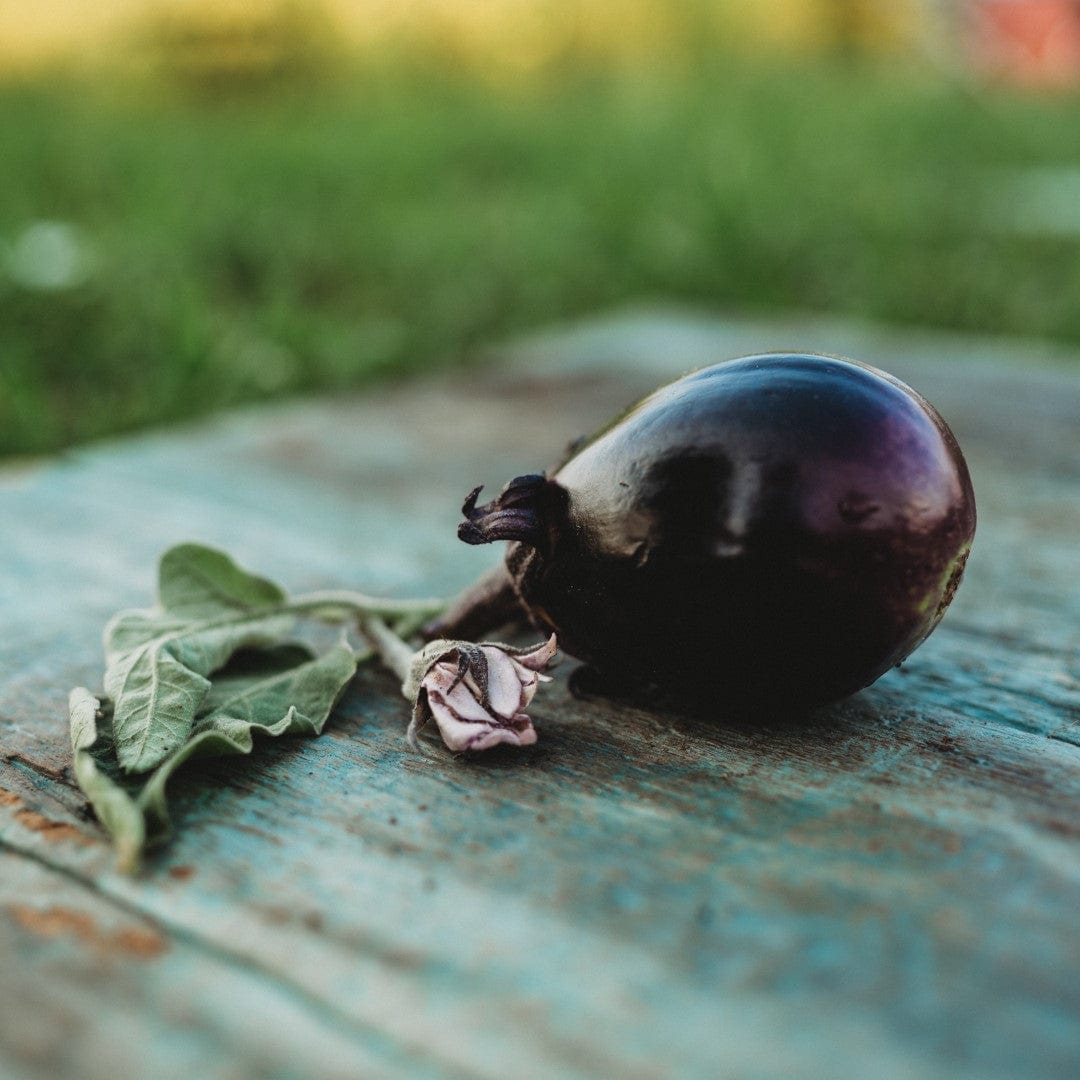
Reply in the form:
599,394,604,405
1,309,1078,1080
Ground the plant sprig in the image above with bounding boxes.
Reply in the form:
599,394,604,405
71,543,443,872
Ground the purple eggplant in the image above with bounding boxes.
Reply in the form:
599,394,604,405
435,353,976,713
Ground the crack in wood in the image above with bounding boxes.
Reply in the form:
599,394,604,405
3,752,73,785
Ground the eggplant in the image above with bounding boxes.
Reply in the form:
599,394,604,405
432,353,976,713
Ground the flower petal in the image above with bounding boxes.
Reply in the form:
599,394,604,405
427,694,537,752
433,685,498,726
465,720,537,752
480,646,531,718
512,634,558,672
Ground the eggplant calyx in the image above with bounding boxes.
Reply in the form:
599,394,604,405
458,473,550,548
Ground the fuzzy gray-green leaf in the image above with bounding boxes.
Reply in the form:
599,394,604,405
69,688,145,873
137,641,358,842
105,544,294,773
158,542,286,616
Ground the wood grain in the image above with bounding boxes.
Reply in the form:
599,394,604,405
2,310,1077,1079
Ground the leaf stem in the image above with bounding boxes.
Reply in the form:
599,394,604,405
285,590,445,622
361,616,416,686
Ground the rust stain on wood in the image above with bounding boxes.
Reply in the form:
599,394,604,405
13,808,91,845
0,787,22,807
111,926,170,959
7,904,168,959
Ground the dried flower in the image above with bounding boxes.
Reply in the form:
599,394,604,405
403,635,557,752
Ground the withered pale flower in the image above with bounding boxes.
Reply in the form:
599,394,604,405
403,635,557,752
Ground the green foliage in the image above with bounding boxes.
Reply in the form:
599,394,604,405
72,542,444,870
3,57,1080,457
104,544,295,772
70,688,146,873
72,643,357,873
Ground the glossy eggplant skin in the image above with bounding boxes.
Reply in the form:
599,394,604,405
463,354,976,713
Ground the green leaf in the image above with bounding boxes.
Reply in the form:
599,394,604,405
136,641,358,841
104,544,294,773
69,688,145,874
71,644,359,871
158,542,286,616
69,540,426,870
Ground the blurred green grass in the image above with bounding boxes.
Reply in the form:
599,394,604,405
2,54,1080,457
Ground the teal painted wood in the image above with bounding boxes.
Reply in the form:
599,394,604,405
2,310,1078,1080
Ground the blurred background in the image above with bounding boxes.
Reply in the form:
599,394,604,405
2,0,1079,458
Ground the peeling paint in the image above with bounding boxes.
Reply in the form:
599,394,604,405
7,904,168,959
13,809,91,845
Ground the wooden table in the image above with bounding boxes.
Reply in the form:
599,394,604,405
2,310,1078,1080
